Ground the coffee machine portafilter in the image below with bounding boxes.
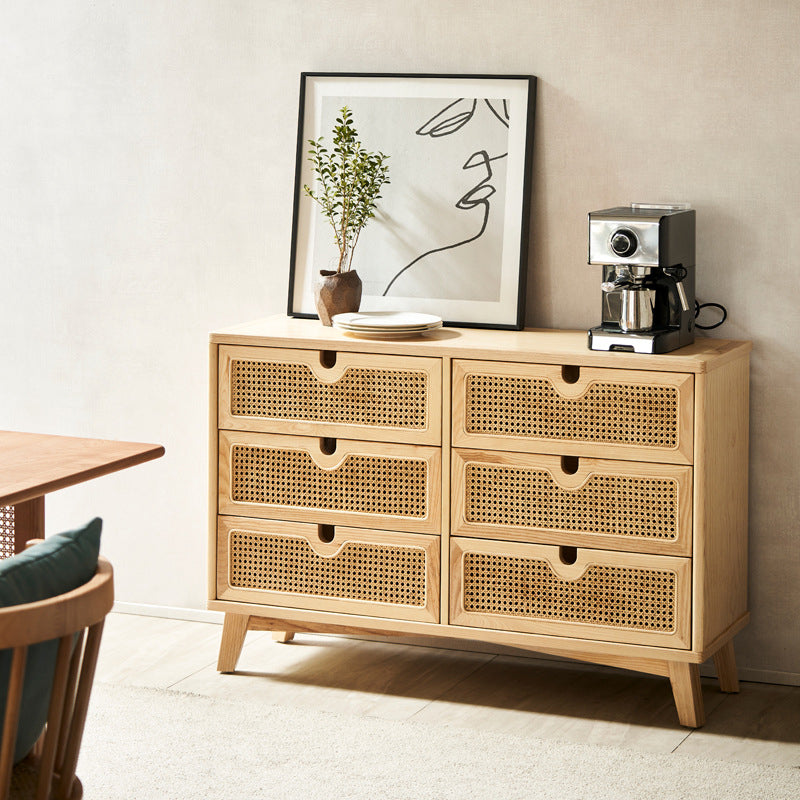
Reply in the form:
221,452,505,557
587,204,696,354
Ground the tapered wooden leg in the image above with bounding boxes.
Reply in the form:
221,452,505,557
271,631,295,643
217,613,249,673
713,640,740,693
668,662,705,728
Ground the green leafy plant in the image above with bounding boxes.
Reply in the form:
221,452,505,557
304,106,390,273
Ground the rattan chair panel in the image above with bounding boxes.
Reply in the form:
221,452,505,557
462,552,676,632
465,374,679,448
464,463,680,540
230,445,428,518
230,359,429,430
0,506,14,560
229,530,428,607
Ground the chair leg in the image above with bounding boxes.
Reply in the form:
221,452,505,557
55,621,105,800
668,661,705,728
713,640,740,693
217,613,250,672
271,631,295,644
36,636,73,800
0,647,28,799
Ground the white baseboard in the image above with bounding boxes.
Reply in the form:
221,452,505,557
110,602,800,687
112,601,224,625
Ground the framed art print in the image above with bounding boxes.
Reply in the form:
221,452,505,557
287,73,537,329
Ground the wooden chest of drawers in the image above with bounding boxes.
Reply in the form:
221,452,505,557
209,316,751,728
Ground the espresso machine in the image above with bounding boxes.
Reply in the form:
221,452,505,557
587,204,696,354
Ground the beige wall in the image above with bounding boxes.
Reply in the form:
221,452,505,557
1,1,797,681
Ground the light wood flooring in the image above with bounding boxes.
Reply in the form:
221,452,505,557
95,612,800,765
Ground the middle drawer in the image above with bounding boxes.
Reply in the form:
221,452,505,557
452,449,692,555
219,431,441,534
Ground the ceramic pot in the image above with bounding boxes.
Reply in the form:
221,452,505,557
314,269,362,326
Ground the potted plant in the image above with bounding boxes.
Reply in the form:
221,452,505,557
304,106,390,325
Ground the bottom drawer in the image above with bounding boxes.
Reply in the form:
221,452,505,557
217,516,439,623
450,538,690,648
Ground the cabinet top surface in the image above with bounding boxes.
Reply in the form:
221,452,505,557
210,315,751,373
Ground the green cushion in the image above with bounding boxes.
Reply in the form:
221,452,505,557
0,518,102,763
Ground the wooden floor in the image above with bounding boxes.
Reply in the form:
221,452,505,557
96,612,800,765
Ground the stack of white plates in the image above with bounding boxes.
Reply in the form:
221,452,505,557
332,311,443,339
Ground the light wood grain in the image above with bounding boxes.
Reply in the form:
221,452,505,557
217,517,440,624
270,631,295,643
450,537,692,648
208,597,710,664
209,315,751,375
692,354,750,651
440,356,452,625
713,640,740,693
247,616,412,638
209,341,220,602
0,430,165,507
208,319,750,731
218,430,441,534
451,449,693,555
217,613,250,673
668,661,705,727
451,360,694,464
218,345,442,445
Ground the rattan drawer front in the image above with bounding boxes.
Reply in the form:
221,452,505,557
218,431,441,534
217,517,439,623
451,538,691,648
219,345,441,445
452,450,692,555
452,360,694,463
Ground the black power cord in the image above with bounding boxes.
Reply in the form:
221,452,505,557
694,300,728,330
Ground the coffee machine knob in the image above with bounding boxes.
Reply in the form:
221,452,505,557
610,228,638,258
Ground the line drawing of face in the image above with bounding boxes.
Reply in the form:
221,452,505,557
381,98,510,299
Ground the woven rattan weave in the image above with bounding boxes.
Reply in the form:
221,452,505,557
228,530,427,606
230,359,429,430
462,552,676,632
464,463,680,540
0,506,14,560
230,445,428,518
465,374,679,448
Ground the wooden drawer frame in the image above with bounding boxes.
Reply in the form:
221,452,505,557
219,344,442,445
452,359,694,464
209,319,752,729
218,430,442,534
217,516,440,623
452,448,693,555
450,537,692,649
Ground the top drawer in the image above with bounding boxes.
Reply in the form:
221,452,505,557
219,345,442,445
452,360,694,464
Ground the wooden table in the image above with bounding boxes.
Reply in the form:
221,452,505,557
0,430,165,555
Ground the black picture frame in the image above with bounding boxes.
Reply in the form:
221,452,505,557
287,72,537,329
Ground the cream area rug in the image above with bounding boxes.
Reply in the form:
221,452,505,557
74,683,799,800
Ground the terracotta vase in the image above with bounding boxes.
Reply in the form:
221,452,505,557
314,269,362,326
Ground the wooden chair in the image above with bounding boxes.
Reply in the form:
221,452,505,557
0,555,113,800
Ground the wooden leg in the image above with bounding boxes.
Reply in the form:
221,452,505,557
13,496,45,553
271,632,295,644
217,614,250,673
713,640,740,693
668,662,705,728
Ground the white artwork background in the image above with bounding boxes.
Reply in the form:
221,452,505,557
309,96,510,303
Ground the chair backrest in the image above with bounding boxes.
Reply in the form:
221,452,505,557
0,557,113,800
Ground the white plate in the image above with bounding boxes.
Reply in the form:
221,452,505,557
334,322,440,333
337,328,440,340
332,311,443,331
